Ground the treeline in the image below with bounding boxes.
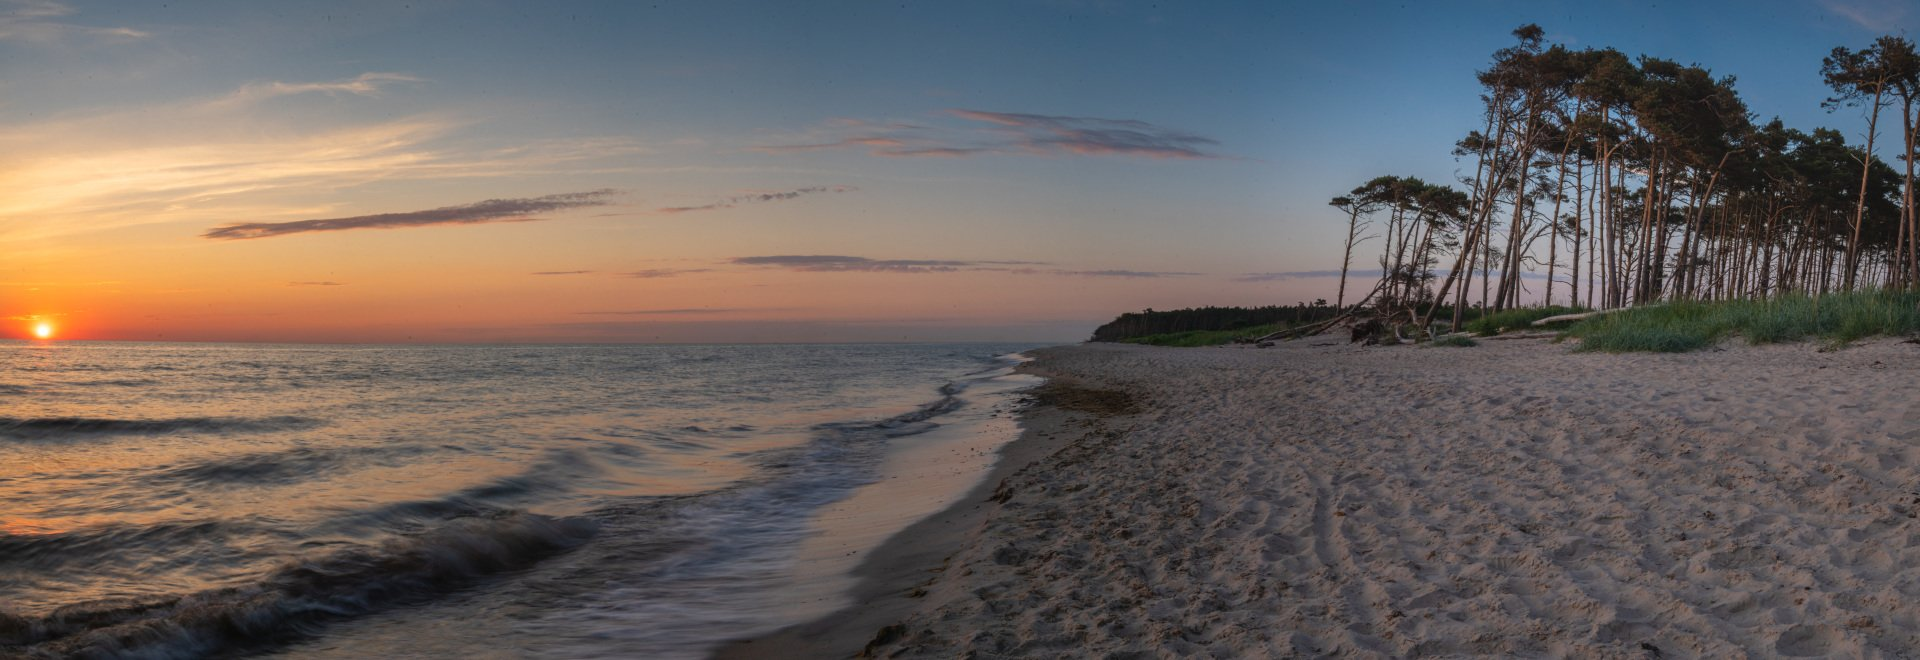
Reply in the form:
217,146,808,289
1332,25,1920,332
1089,304,1340,342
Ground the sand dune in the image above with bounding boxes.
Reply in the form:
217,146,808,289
841,339,1920,658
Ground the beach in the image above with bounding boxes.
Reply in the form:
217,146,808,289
731,337,1920,657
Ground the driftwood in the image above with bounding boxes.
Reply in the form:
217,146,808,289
1478,331,1559,340
1530,305,1656,327
1255,280,1397,343
1254,312,1353,343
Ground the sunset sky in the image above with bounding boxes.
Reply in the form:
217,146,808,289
3,0,1914,343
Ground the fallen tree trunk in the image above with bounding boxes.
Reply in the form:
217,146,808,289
1253,280,1389,343
1254,312,1354,343
1531,305,1655,327
1479,331,1560,340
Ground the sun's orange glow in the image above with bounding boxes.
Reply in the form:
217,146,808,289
32,322,54,340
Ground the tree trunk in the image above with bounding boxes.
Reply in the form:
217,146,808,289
1845,87,1885,291
1335,204,1364,309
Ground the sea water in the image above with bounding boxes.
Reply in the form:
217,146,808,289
0,341,1044,658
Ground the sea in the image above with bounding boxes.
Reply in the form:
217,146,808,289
0,341,1047,658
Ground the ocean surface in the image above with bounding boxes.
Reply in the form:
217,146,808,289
0,341,1045,658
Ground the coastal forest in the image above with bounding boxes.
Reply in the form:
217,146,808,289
1335,25,1920,334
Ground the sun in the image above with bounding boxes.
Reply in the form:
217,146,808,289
32,322,53,340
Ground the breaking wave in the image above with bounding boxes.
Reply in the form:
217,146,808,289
0,511,596,658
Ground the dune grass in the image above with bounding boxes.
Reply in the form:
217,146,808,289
1563,290,1920,352
1120,322,1285,347
1463,305,1588,336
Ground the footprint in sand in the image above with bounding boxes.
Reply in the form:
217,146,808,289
1773,623,1839,657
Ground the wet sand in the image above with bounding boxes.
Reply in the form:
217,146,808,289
726,338,1920,657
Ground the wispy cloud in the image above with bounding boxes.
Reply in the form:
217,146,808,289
1824,0,1909,30
757,110,1220,160
1044,269,1200,278
202,189,620,240
1236,270,1348,282
657,186,854,214
574,308,755,315
949,110,1220,159
732,255,976,273
0,74,654,243
288,281,346,287
0,0,148,43
621,268,713,278
531,270,595,276
215,73,420,107
754,137,907,153
732,255,1193,277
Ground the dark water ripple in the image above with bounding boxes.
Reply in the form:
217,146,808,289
0,415,321,441
142,445,433,489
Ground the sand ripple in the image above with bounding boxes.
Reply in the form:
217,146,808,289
869,340,1920,658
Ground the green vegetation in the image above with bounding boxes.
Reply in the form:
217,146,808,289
1119,323,1284,347
1463,305,1588,336
1426,334,1479,348
1091,305,1338,343
1564,290,1920,352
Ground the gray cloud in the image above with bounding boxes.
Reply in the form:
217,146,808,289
732,255,974,273
622,268,713,278
1236,270,1349,282
1053,269,1198,278
203,189,620,240
758,110,1219,160
658,186,853,214
531,270,594,276
575,308,747,315
287,281,346,286
881,146,993,158
949,110,1219,159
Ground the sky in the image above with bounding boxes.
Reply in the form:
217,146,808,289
2,0,1915,343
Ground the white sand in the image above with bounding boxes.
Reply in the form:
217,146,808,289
829,338,1920,658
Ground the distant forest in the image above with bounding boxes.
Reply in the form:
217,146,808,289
1331,25,1920,332
1089,304,1339,342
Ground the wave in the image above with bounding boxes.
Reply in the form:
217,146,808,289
0,415,320,441
144,445,430,489
0,510,596,658
62,378,162,389
0,520,253,575
509,364,1026,656
315,449,605,534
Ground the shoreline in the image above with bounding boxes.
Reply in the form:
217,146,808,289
715,347,1126,659
726,337,1920,657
